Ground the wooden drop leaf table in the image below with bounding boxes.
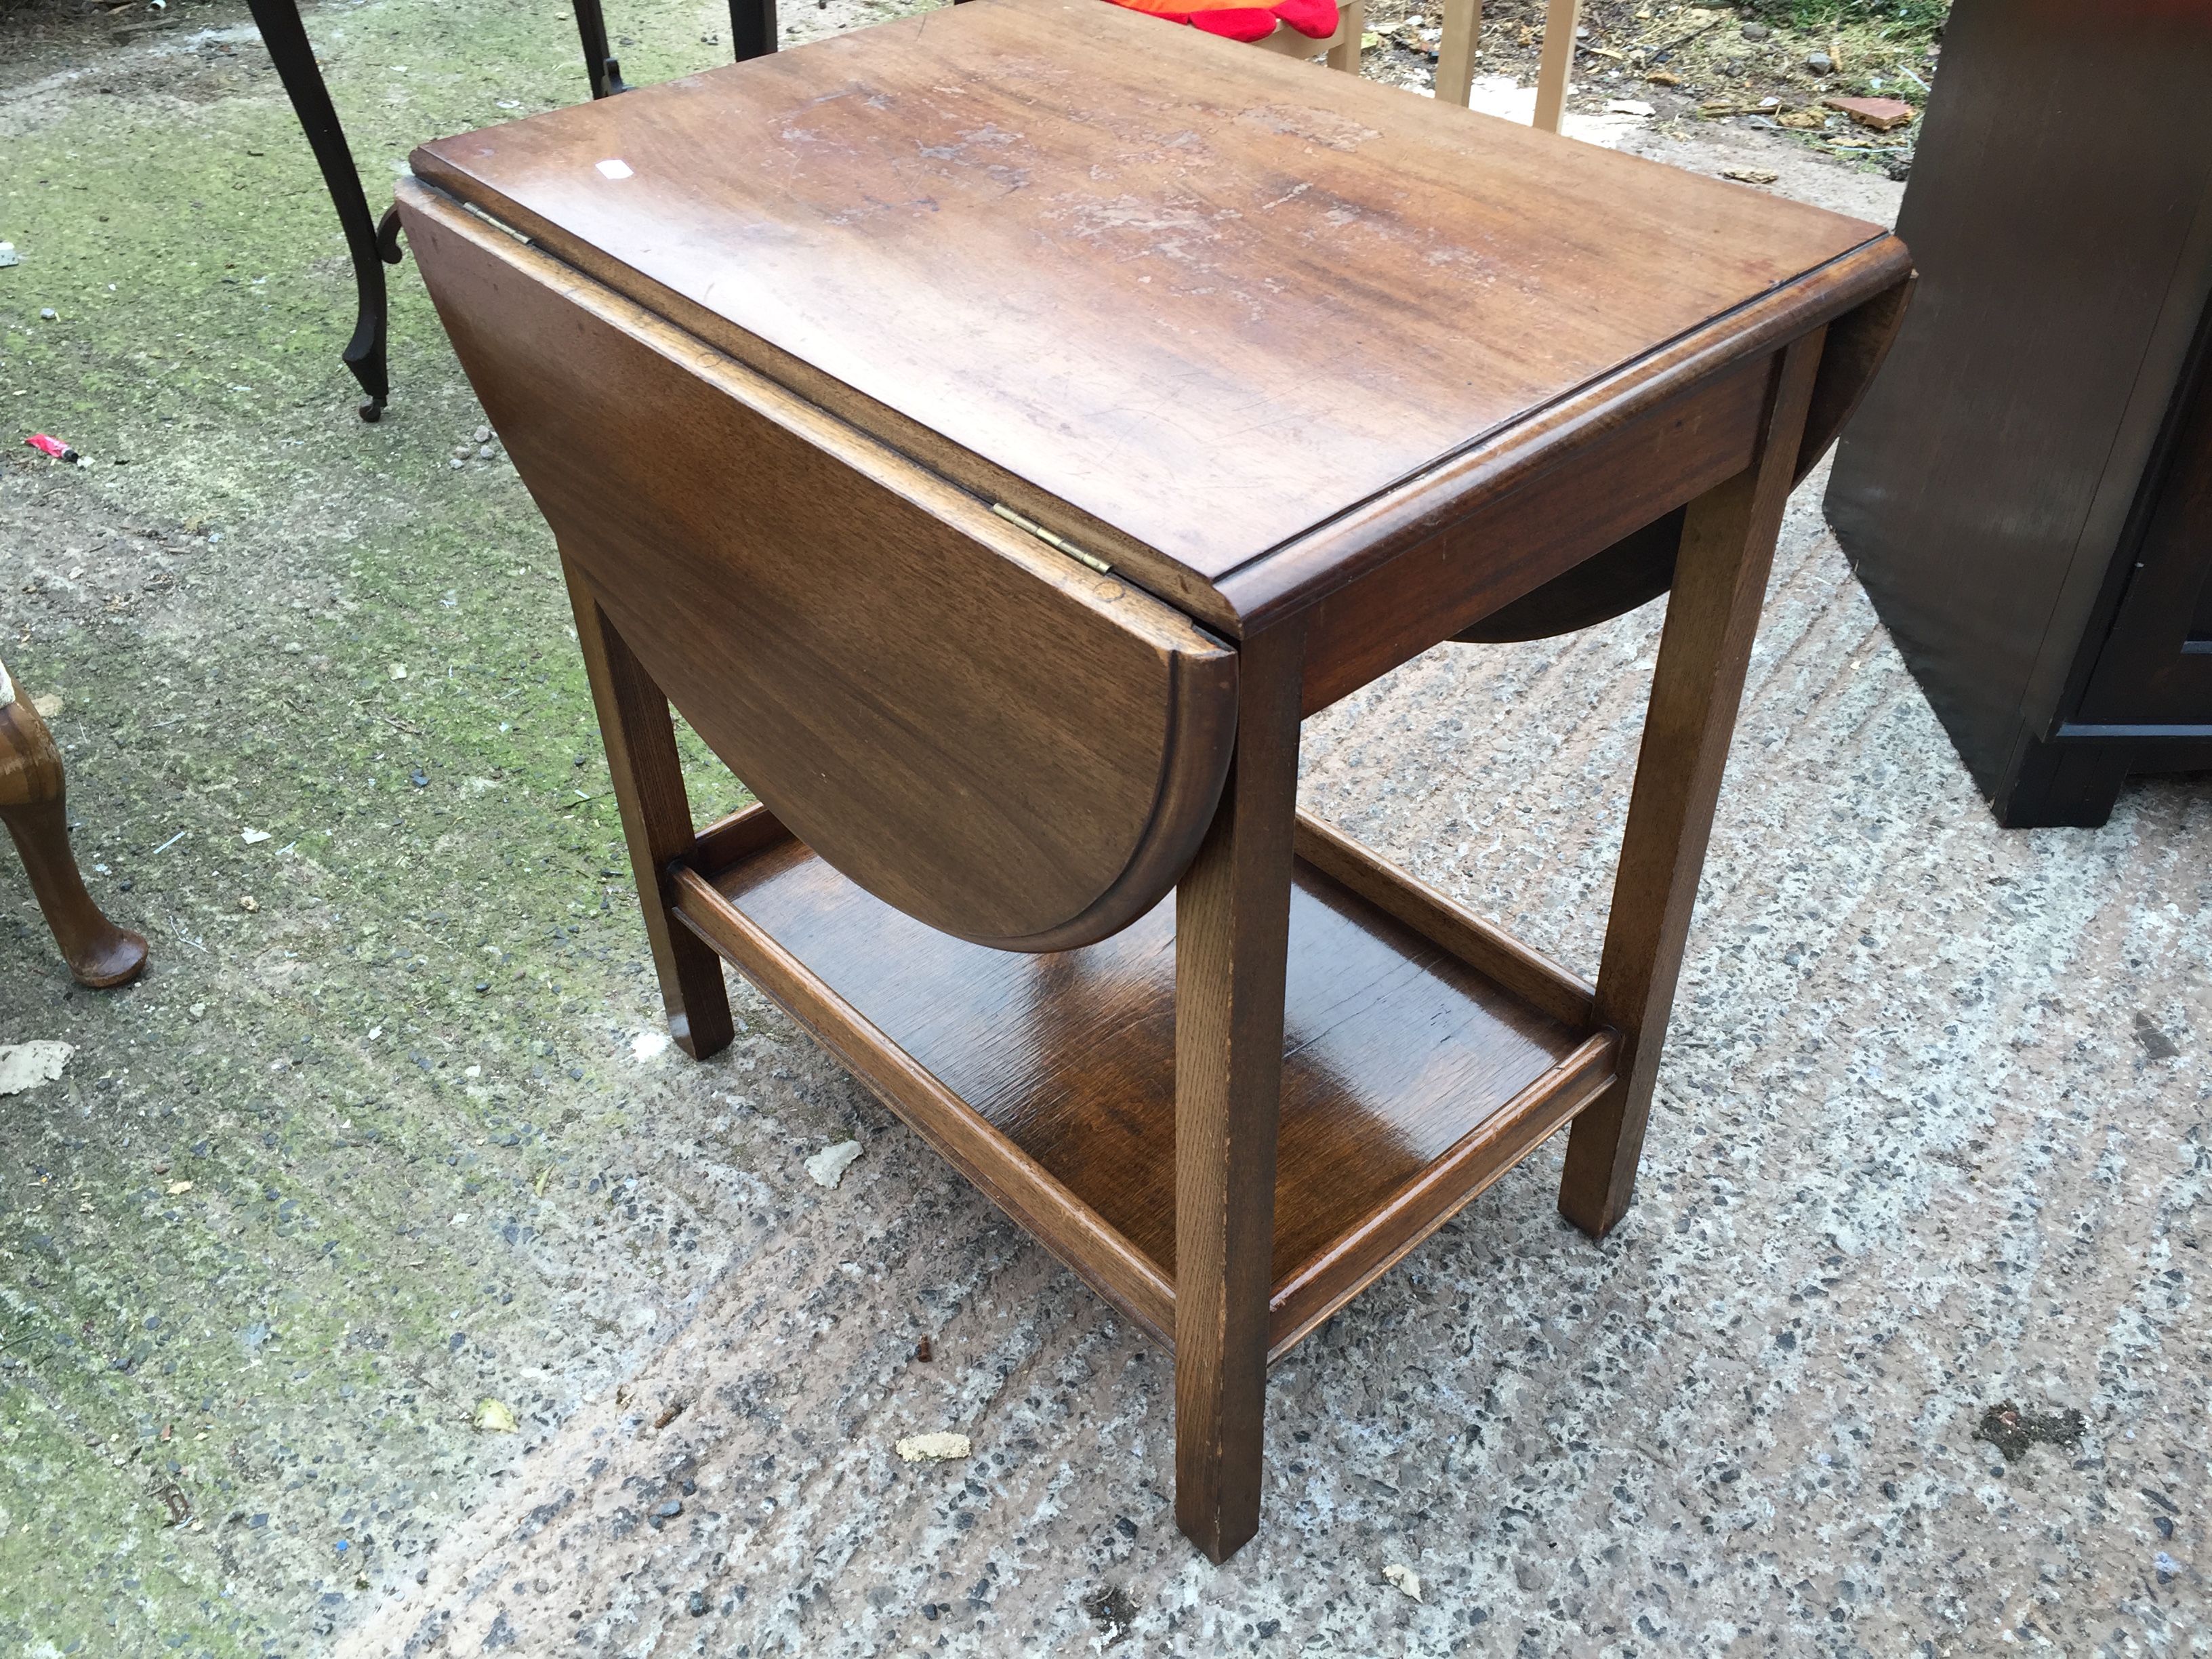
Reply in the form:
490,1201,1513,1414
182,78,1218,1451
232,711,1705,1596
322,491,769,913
396,0,1910,1562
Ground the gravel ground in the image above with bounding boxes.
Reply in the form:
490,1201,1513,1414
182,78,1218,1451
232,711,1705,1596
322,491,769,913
3,1,2206,1656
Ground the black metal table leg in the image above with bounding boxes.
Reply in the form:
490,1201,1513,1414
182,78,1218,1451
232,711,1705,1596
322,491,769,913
731,0,777,60
253,0,779,417
573,0,630,98
246,0,403,422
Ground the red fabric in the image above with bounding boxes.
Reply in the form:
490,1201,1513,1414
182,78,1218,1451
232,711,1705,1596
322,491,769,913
1267,0,1340,36
1189,6,1289,39
1102,0,1340,43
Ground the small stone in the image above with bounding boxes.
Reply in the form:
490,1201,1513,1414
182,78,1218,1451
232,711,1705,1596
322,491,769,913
473,425,492,443
1738,21,1769,40
0,242,19,268
451,444,473,460
478,444,495,459
39,306,57,321
1383,1563,1423,1601
804,1139,863,1188
472,1397,518,1433
449,458,466,470
1805,49,1832,73
0,1041,73,1097
895,1431,972,1463
237,895,259,913
1824,94,1917,131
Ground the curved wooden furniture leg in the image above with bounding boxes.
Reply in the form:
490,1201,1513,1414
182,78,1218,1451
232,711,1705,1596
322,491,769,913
0,666,147,989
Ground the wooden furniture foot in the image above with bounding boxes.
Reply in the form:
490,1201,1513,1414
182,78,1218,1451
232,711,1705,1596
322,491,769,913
565,559,736,1061
0,667,147,989
1557,331,1826,1240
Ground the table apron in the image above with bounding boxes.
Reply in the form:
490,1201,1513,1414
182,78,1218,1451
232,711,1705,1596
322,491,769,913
1298,350,1774,716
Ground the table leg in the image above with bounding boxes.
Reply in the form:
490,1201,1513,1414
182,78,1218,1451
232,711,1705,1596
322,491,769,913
1530,0,1580,133
246,0,402,422
1558,330,1826,1240
1434,0,1483,106
1326,0,1367,73
573,0,630,98
729,0,778,61
0,666,147,988
565,560,735,1061
1174,619,1304,1564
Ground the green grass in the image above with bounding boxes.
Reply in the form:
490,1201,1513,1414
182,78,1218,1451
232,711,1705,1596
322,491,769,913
1738,0,1948,40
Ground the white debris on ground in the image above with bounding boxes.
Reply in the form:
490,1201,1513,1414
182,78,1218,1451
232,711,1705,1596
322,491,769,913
1382,1563,1422,1602
895,1433,971,1464
630,1029,671,1063
804,1139,863,1189
0,1040,73,1096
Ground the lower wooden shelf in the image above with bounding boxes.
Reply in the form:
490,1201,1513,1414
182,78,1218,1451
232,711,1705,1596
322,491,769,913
674,806,1617,1361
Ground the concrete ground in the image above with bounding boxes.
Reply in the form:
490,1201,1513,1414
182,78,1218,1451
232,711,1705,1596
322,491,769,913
0,1,2205,1656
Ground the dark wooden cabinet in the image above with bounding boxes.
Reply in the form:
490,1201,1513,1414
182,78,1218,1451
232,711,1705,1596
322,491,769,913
1825,0,2212,827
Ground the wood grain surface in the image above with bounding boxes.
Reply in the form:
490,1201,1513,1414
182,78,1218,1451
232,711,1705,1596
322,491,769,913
409,0,1891,600
701,813,1582,1294
401,180,1239,951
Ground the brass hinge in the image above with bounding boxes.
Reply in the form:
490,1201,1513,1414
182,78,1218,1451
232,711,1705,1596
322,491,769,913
991,502,1112,575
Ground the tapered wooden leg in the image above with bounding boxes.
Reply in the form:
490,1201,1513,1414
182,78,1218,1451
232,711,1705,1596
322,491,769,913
1530,0,1581,133
1559,331,1826,1240
565,558,735,1061
1434,0,1483,106
1174,619,1305,1565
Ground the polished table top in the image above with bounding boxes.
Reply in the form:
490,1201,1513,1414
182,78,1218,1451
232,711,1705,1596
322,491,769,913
410,0,1900,625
